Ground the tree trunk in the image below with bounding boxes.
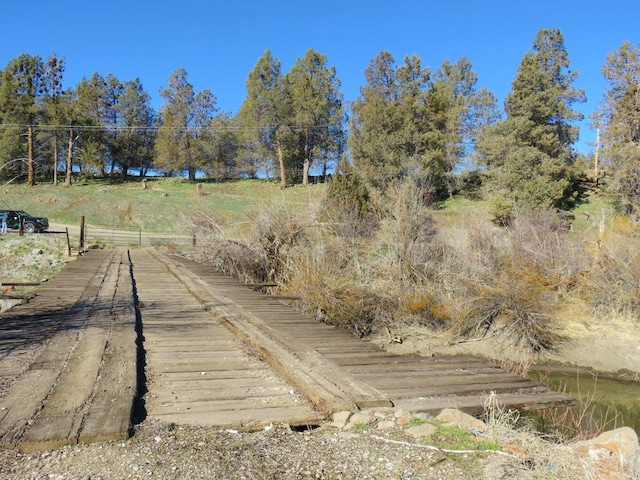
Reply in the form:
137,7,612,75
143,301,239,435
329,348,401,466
52,137,58,186
277,143,287,189
302,142,310,187
65,129,73,187
27,126,35,186
594,126,600,187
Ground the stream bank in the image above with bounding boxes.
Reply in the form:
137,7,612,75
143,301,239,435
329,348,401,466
374,325,640,436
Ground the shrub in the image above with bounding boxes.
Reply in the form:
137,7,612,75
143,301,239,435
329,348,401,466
320,166,376,238
459,257,561,351
488,193,515,226
190,210,267,282
581,215,640,318
374,181,437,282
454,169,484,199
282,248,389,337
251,203,311,282
400,290,450,327
449,210,586,352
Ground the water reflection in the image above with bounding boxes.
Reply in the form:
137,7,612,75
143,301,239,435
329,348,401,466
531,368,640,435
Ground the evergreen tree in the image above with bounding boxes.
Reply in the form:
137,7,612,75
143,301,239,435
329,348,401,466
477,28,586,220
115,78,156,178
0,53,64,185
428,58,498,196
350,52,494,198
322,158,375,237
238,50,291,187
40,83,75,185
205,112,238,180
599,41,640,216
103,73,124,174
349,51,420,191
235,118,266,179
284,49,345,185
74,73,109,173
155,68,218,181
58,88,82,187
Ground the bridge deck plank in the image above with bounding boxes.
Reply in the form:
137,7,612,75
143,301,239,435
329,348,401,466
129,249,323,429
0,247,573,453
167,253,573,415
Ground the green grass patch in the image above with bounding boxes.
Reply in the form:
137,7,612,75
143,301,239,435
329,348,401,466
0,177,326,235
403,416,429,428
0,235,68,284
428,423,501,452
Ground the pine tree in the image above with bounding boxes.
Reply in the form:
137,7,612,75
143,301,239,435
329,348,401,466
428,58,498,196
349,51,424,191
351,52,494,198
0,53,65,185
238,50,291,188
478,28,586,220
155,68,218,181
74,73,110,173
285,49,345,186
205,112,238,180
115,78,156,178
599,41,640,216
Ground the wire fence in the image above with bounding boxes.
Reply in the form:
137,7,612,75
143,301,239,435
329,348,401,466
84,225,193,247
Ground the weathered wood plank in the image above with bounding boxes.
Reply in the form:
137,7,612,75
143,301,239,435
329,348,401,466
328,355,477,368
20,414,85,453
149,369,260,381
78,395,134,444
147,359,257,373
0,368,60,449
152,385,298,403
151,405,323,429
154,376,284,391
162,253,393,412
165,253,573,415
379,380,547,398
395,391,575,415
354,371,536,388
22,251,125,452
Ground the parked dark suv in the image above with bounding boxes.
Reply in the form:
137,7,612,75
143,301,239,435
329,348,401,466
0,210,49,233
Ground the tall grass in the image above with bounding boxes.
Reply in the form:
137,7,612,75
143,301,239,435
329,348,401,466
582,215,640,316
5,175,624,359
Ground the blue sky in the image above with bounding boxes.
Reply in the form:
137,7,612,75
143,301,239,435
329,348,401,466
1,0,638,154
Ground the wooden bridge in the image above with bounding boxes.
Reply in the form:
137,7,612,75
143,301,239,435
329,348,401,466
0,248,573,453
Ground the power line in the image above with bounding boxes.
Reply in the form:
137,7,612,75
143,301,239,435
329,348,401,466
0,123,336,132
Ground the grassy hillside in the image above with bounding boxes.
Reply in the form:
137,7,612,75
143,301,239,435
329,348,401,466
0,177,326,235
1,176,614,240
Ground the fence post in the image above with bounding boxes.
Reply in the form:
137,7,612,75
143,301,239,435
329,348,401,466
79,216,85,251
65,227,71,256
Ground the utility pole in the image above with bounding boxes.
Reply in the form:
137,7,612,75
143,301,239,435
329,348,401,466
594,126,600,187
27,126,35,187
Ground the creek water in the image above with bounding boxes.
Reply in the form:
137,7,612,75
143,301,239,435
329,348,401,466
530,367,640,435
